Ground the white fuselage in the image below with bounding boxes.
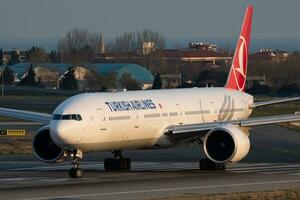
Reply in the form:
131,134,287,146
50,88,253,152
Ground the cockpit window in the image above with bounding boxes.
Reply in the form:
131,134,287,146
52,114,82,121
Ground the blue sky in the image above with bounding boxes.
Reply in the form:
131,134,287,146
0,0,299,40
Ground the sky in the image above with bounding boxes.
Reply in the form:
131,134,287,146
0,0,300,40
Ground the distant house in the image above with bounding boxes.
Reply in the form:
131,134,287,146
159,49,232,65
84,63,154,89
7,63,154,90
160,73,182,88
96,49,232,65
250,48,290,62
2,49,28,65
189,42,217,52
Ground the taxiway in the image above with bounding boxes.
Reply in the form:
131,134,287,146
0,125,299,200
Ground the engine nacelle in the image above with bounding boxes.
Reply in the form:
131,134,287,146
32,125,67,163
203,125,250,163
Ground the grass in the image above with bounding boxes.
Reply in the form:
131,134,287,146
0,116,24,122
250,102,300,131
0,131,33,154
151,188,300,200
251,103,300,117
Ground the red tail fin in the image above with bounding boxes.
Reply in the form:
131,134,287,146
225,5,253,91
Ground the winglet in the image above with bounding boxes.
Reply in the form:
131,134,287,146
225,5,253,91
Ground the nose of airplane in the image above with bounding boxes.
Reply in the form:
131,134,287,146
50,121,75,146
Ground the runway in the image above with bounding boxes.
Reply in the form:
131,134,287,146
0,125,299,200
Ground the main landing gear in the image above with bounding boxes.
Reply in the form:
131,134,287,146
68,150,84,178
104,150,131,171
199,158,226,170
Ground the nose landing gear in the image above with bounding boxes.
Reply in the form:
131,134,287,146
104,150,131,171
68,150,84,178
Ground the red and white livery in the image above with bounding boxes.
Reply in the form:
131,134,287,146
0,5,300,178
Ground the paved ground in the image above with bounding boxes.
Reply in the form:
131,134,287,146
0,125,299,199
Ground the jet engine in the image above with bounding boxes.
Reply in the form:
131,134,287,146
32,126,67,163
203,124,250,163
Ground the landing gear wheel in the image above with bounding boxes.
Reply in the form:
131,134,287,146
68,150,84,178
69,167,83,178
199,158,226,170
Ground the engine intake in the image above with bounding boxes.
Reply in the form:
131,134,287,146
203,125,250,163
32,126,67,163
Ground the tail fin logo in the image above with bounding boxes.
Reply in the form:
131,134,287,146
225,5,253,92
233,35,248,90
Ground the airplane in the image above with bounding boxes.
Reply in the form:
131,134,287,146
1,5,300,178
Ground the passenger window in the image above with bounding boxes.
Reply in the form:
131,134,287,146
62,115,71,120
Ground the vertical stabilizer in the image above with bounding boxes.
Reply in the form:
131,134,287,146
225,5,253,91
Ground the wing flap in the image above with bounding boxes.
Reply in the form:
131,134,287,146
0,108,51,124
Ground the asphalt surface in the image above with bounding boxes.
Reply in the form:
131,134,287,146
0,125,299,199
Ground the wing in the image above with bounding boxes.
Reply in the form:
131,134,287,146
250,97,300,108
0,108,51,124
165,113,300,140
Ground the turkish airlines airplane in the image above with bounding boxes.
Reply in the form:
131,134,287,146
1,5,300,178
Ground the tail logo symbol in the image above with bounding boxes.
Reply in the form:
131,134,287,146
233,36,248,90
225,5,253,92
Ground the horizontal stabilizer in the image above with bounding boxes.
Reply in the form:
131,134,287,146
250,97,300,108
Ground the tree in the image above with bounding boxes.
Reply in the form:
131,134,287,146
57,28,101,63
0,48,3,66
8,49,21,65
27,46,50,63
0,66,14,85
49,50,61,63
246,82,273,96
152,73,162,89
276,83,300,97
195,69,227,87
60,67,78,90
107,29,165,52
19,64,39,86
119,73,140,90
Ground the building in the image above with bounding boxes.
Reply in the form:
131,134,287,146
189,42,217,52
7,63,71,87
2,49,27,65
141,42,156,55
85,63,154,89
159,49,232,65
98,34,105,55
246,75,266,89
160,73,182,88
250,49,290,63
96,49,232,65
6,63,154,90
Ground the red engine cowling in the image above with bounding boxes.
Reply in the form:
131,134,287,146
32,126,67,163
203,125,250,163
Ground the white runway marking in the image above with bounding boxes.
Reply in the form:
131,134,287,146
0,178,26,181
21,179,300,200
